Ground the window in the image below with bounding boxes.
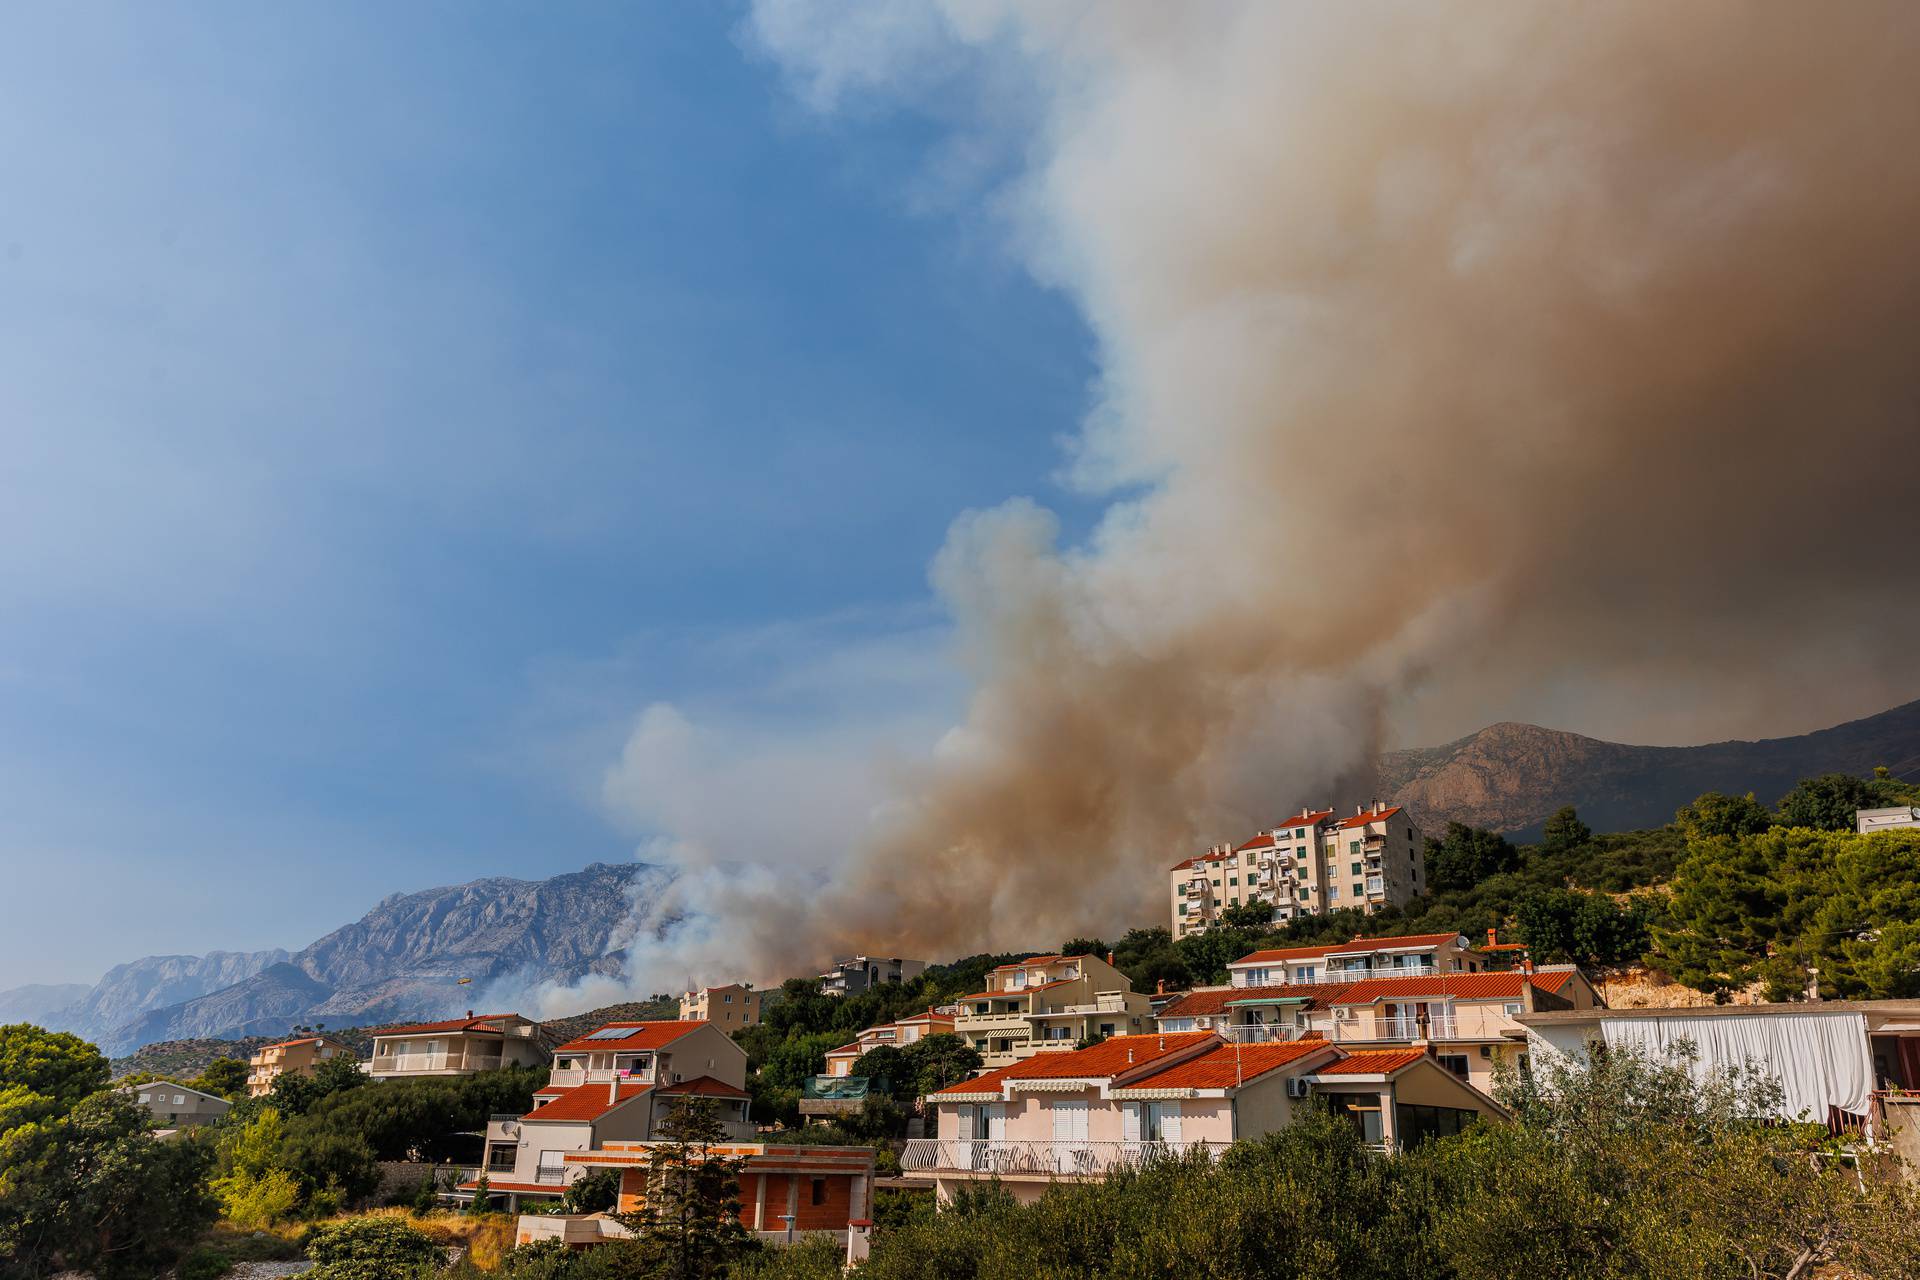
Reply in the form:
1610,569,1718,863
1328,885,1339,900
1349,841,1361,854
139,1092,151,1104
724,994,733,1003
174,1094,185,1105
1099,1023,1115,1037
811,1177,827,1206
1437,1054,1470,1079
1228,876,1238,886
1350,862,1361,875
1293,827,1306,838
1298,965,1317,982
1503,1002,1522,1017
1352,884,1363,897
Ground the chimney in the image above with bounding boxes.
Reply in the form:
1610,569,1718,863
1356,805,1364,816
1807,967,1822,1002
1487,928,1497,948
1107,951,1116,967
1520,956,1534,976
466,1010,474,1020
1156,978,1167,996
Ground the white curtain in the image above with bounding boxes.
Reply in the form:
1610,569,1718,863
1529,1012,1873,1121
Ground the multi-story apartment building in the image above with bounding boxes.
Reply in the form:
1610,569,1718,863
906,1031,1505,1203
818,956,928,997
122,1080,231,1130
367,1013,549,1081
1157,962,1600,1095
246,1034,352,1098
953,954,1151,1069
1225,932,1484,987
680,984,764,1029
464,1020,752,1211
1170,803,1426,935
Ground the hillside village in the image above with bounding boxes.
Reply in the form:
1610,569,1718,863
13,769,1920,1278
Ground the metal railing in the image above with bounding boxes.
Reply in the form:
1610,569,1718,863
1331,1017,1458,1042
534,1165,568,1185
901,1139,1229,1176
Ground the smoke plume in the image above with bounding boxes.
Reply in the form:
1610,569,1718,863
585,2,1920,996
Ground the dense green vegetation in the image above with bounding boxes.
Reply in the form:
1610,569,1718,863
0,1024,217,1279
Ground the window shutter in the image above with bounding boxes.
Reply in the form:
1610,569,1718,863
1160,1105,1182,1144
1122,1102,1141,1143
955,1105,975,1141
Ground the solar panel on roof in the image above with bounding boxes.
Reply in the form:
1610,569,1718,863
584,1026,638,1041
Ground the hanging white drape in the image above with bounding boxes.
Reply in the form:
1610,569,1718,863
1528,1011,1873,1121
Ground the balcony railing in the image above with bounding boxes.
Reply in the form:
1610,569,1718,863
901,1139,1230,1177
534,1165,568,1185
1332,1016,1459,1042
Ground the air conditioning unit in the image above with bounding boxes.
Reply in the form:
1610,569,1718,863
1286,1077,1311,1099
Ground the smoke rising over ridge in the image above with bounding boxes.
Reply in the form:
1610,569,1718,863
571,2,1920,998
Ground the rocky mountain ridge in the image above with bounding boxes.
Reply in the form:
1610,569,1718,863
7,861,664,1055
1382,697,1920,835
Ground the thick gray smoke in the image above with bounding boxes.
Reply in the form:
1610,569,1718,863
555,1,1920,1002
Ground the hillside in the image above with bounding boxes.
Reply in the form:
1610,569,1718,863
9,860,669,1056
106,996,680,1081
1381,698,1920,835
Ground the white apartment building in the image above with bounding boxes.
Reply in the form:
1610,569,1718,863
1170,803,1426,936
819,956,928,997
1226,933,1484,987
953,954,1152,1069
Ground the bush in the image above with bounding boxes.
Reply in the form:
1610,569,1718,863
303,1217,442,1280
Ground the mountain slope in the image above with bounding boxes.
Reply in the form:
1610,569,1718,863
0,982,91,1025
91,861,663,1054
53,950,291,1041
1381,698,1920,835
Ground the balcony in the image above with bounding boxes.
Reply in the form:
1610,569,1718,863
902,1139,1229,1177
954,1012,1033,1036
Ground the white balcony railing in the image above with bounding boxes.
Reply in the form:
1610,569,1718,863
902,1139,1229,1177
534,1165,568,1185
1333,1016,1458,1042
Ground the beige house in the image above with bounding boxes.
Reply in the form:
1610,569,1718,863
907,1032,1503,1203
122,1080,230,1130
953,954,1151,1069
367,1013,549,1080
680,984,764,1029
1171,803,1427,936
464,1020,752,1210
246,1034,352,1098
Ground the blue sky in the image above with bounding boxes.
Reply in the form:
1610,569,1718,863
0,3,1098,985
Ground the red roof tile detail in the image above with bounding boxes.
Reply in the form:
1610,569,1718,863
1277,809,1336,829
928,1033,1218,1095
1315,1049,1427,1076
1130,1040,1331,1089
825,1043,863,1057
1331,970,1574,1003
523,1081,651,1123
554,1020,706,1054
991,956,1065,971
1337,806,1403,829
373,1014,518,1037
1321,933,1463,957
1235,833,1279,851
659,1076,750,1100
1155,983,1354,1020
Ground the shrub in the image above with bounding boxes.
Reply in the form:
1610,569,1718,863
303,1217,441,1280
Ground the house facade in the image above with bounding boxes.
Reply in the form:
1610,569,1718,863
246,1034,352,1098
465,1020,752,1210
680,984,764,1029
1171,803,1426,935
122,1080,230,1130
907,1032,1503,1203
1226,932,1483,987
818,956,928,997
513,1141,878,1257
367,1013,549,1081
823,1009,956,1078
953,954,1151,1069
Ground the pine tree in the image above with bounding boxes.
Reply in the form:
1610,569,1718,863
616,1098,749,1280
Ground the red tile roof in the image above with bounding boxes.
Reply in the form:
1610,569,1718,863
1169,849,1237,871
928,1033,1218,1096
1235,832,1280,851
373,1014,518,1037
1130,1040,1332,1089
1155,983,1354,1020
457,1179,566,1195
1331,970,1573,1004
991,955,1066,971
659,1076,750,1100
1321,933,1464,957
1230,945,1339,966
554,1021,706,1054
1314,1049,1428,1076
1278,809,1336,829
825,1043,863,1057
1337,806,1403,829
524,1081,651,1123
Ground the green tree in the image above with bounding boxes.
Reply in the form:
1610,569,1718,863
304,1216,441,1280
1776,772,1875,831
1676,791,1773,841
1218,900,1277,932
211,1107,302,1228
188,1056,249,1100
619,1098,749,1280
562,1167,620,1215
0,1023,109,1107
849,1044,907,1097
266,1052,366,1116
0,1082,215,1280
896,1033,981,1099
1058,937,1107,958
1540,805,1593,854
1426,822,1520,892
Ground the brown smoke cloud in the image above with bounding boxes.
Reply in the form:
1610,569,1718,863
587,1,1920,992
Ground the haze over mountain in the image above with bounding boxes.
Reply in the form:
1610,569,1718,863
1382,698,1920,837
8,862,663,1055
